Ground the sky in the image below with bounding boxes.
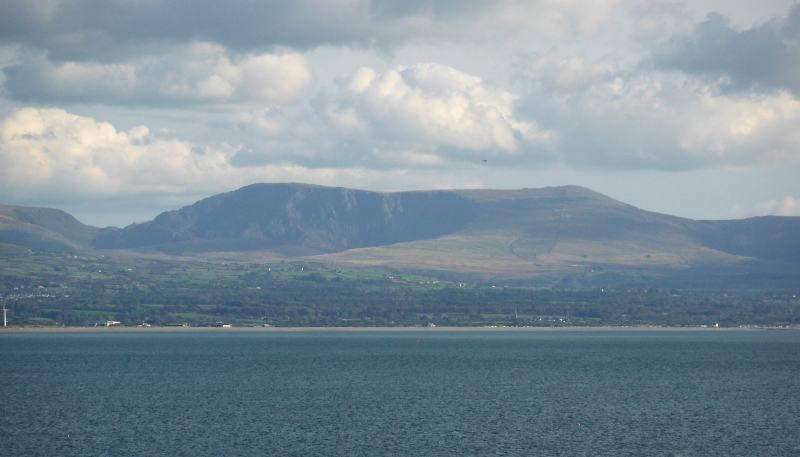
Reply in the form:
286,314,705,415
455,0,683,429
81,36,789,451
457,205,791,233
1,0,799,227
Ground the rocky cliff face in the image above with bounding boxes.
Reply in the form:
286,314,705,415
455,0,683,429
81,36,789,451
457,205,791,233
92,183,481,253
4,183,799,270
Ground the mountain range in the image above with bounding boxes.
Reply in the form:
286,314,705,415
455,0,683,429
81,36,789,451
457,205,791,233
2,183,799,286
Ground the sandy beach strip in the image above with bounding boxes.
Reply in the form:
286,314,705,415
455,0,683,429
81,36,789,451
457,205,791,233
0,325,783,333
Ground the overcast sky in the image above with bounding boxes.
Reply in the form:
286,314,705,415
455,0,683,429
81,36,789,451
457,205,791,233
1,0,799,227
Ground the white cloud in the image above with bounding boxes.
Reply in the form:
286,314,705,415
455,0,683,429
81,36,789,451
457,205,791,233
527,53,616,92
0,107,490,212
3,45,313,107
731,196,800,218
492,0,626,38
755,196,800,216
321,63,551,164
0,108,235,200
523,64,800,170
677,88,800,162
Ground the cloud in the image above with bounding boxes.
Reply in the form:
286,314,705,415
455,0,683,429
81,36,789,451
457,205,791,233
3,45,313,107
520,50,800,170
526,53,616,93
215,55,800,174
0,108,235,201
675,88,800,163
652,4,800,95
732,196,800,217
763,196,800,216
318,63,552,165
0,0,626,61
0,107,488,211
512,5,800,171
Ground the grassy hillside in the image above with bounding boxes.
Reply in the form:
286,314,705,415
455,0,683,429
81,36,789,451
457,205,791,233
318,186,745,277
691,217,800,264
2,250,797,327
2,184,799,286
0,204,97,252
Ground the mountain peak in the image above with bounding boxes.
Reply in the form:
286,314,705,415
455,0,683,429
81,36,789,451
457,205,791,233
2,184,798,277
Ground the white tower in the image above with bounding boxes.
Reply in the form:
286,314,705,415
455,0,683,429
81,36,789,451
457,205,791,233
3,306,6,327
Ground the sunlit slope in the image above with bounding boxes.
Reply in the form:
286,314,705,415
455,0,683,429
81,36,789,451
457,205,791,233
3,183,798,280
318,186,781,275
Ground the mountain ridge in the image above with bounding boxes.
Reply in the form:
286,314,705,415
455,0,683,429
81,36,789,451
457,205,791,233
1,183,798,284
0,203,98,253
93,182,482,253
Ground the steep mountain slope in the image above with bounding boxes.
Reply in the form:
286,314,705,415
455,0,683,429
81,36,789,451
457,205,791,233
0,204,97,252
93,183,480,254
690,217,800,264
90,183,800,274
314,186,800,281
319,185,727,274
3,183,798,283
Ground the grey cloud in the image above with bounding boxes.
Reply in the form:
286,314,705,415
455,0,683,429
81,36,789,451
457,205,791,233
0,0,620,63
369,0,492,20
2,49,313,107
3,58,135,104
652,4,800,94
0,0,494,61
516,64,800,172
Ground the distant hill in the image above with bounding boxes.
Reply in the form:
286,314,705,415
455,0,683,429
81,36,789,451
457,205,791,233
2,183,799,284
317,185,800,277
0,204,97,253
690,217,800,264
92,183,480,254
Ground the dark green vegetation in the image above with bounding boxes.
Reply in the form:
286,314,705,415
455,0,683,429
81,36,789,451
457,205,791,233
2,248,797,328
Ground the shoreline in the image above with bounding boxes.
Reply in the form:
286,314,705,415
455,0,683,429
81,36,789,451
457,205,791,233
1,325,794,333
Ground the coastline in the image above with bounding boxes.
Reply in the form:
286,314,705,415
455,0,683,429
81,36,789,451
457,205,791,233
1,325,791,333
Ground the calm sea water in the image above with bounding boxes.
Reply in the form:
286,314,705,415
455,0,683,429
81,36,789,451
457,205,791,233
1,330,798,457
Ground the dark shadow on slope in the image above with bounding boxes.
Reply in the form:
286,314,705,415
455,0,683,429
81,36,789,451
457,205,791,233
93,184,481,254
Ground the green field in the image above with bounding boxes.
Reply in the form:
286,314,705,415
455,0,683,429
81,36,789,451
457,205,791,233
1,249,798,328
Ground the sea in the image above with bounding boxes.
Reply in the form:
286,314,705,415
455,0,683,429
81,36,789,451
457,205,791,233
1,329,798,457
